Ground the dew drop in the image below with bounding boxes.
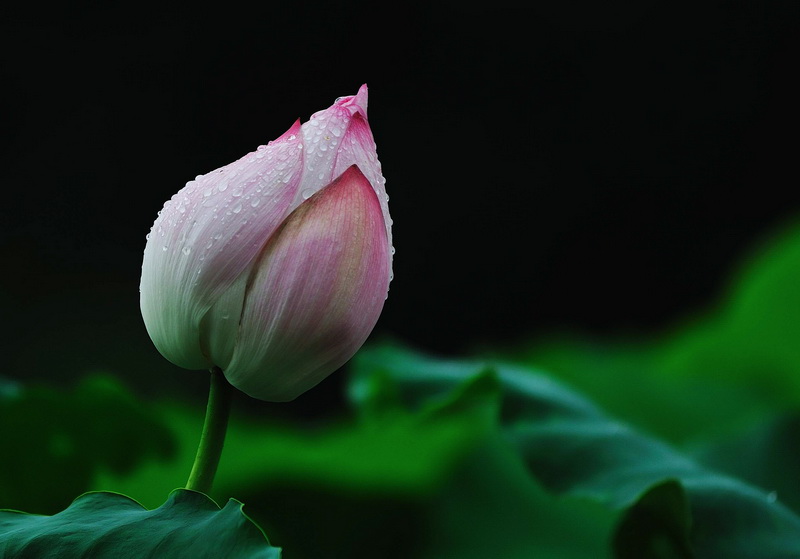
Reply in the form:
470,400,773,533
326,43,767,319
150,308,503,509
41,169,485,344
218,182,228,192
251,198,260,207
232,203,242,214
162,245,168,251
302,188,314,200
182,246,192,255
767,491,778,503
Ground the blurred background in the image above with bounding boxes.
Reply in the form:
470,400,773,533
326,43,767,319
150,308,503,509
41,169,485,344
3,1,800,556
2,0,798,379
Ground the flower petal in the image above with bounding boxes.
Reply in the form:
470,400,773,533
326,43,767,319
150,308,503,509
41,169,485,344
140,121,305,369
332,110,393,269
223,165,391,401
299,84,393,278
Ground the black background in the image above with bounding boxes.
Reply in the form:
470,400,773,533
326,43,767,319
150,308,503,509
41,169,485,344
2,1,798,408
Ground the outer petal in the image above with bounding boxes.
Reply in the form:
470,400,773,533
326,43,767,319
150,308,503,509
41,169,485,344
223,165,391,401
140,121,305,369
297,84,393,278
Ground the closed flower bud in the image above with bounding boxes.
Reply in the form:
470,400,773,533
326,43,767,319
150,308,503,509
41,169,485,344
140,85,392,401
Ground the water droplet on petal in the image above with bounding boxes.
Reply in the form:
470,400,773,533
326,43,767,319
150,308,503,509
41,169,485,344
302,188,314,200
182,247,192,255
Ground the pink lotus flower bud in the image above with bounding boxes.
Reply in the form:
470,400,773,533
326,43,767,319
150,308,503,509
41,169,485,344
140,85,392,401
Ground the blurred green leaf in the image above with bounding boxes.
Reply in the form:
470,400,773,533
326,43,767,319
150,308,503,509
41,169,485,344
689,412,800,515
613,481,692,559
419,435,616,559
489,218,800,447
94,372,501,558
0,375,175,514
656,219,800,400
0,489,279,558
351,343,800,558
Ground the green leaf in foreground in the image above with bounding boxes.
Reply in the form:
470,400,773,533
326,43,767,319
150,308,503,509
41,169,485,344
94,377,504,559
0,489,280,559
351,343,800,559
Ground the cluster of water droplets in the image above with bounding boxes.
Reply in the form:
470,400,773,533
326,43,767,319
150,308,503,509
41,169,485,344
145,134,303,287
298,110,345,201
145,93,395,297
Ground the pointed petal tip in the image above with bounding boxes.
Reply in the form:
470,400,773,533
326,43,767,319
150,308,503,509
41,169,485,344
340,163,367,181
275,119,303,142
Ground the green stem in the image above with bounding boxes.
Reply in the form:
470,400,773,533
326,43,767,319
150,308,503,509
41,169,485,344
186,366,233,494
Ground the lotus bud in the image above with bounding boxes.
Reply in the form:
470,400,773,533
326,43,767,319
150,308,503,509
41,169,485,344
140,85,392,401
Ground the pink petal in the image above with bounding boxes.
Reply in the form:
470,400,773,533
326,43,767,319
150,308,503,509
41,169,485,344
223,165,391,401
298,84,393,277
140,121,305,369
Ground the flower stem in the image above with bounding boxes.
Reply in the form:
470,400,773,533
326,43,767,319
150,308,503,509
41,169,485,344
186,366,232,494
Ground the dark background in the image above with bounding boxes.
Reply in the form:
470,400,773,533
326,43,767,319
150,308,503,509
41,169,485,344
2,1,798,408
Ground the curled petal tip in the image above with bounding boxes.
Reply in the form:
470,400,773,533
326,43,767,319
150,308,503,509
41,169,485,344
334,85,369,118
